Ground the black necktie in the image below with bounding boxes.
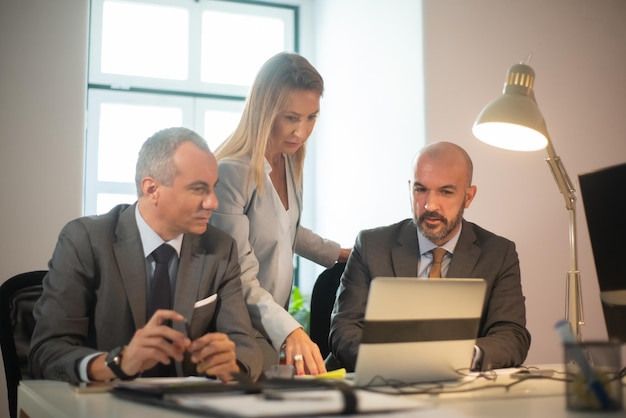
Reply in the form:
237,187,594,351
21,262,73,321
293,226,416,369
148,243,176,319
144,243,177,377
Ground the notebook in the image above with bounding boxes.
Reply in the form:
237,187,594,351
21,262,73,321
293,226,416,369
352,277,487,387
111,376,426,416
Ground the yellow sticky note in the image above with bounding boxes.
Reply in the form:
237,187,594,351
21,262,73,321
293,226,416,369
314,368,346,379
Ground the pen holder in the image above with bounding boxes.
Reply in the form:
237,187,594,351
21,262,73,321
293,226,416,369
564,341,623,411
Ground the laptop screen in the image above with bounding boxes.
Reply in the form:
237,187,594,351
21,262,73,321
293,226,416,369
353,277,486,387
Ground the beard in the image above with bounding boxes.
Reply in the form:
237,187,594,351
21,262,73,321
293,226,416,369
413,203,465,243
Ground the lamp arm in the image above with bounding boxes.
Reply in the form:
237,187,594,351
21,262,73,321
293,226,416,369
544,139,576,212
544,135,584,340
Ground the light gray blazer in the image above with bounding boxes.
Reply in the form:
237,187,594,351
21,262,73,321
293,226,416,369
30,203,262,382
210,154,340,351
328,219,531,372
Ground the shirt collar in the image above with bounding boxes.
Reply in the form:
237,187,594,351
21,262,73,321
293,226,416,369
135,205,183,258
417,220,462,256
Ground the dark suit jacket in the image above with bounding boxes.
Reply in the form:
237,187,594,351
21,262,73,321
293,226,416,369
328,219,531,372
30,204,262,382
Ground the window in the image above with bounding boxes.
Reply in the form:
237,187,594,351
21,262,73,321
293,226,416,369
85,0,298,215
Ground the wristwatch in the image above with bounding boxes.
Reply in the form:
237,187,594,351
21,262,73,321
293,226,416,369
105,346,138,380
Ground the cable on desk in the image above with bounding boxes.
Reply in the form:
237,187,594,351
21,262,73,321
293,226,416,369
360,366,572,396
560,365,626,387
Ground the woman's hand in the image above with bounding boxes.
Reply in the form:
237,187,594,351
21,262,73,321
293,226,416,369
338,248,351,263
283,328,327,376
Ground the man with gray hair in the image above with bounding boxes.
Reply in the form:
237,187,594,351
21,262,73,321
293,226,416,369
31,127,262,383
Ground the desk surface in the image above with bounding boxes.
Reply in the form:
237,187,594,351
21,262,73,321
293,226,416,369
18,366,625,418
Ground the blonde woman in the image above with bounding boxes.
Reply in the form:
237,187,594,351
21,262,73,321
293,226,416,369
210,52,350,376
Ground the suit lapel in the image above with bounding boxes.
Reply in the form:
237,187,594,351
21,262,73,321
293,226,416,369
286,154,303,252
113,204,149,328
391,221,420,277
448,220,480,277
174,233,202,331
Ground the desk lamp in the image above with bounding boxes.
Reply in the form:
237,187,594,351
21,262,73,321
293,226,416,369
472,59,584,341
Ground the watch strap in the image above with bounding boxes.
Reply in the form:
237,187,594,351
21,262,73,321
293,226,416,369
105,346,138,381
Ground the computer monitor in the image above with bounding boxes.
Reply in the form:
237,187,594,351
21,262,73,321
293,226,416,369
578,162,626,342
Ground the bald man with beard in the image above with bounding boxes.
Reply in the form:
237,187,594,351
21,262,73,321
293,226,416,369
327,141,531,372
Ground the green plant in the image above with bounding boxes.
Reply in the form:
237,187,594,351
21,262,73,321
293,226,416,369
288,286,310,334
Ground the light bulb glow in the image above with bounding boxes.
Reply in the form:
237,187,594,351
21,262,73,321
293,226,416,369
472,121,548,151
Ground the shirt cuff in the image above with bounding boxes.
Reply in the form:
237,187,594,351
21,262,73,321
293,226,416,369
471,345,483,371
79,352,104,382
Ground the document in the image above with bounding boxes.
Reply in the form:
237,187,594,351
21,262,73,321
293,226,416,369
112,377,427,416
170,389,427,417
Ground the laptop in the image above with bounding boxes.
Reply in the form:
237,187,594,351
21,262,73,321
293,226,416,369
352,277,487,387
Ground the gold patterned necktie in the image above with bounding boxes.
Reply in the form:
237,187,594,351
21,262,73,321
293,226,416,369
428,247,447,279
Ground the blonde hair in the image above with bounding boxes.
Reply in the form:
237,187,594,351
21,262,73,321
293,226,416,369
215,52,324,193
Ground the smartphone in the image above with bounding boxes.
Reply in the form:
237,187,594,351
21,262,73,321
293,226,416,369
70,381,112,393
184,318,191,339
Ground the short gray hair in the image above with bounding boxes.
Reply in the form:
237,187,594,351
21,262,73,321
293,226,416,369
135,127,210,196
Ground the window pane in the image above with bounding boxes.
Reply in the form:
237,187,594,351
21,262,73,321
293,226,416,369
97,193,136,215
203,110,242,151
201,10,285,86
97,103,183,183
101,1,189,80
87,0,298,216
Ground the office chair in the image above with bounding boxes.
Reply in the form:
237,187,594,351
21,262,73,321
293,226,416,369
309,263,345,359
0,270,46,418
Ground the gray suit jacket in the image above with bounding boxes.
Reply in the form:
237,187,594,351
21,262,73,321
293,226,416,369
30,204,262,383
328,219,531,372
211,155,340,352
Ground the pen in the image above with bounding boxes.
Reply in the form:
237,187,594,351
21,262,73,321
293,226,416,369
184,318,191,339
554,320,613,410
262,389,332,401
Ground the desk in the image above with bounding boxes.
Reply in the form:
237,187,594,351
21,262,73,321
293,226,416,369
18,366,625,418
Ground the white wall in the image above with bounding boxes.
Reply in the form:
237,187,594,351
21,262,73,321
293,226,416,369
310,0,626,367
311,0,425,244
0,1,88,416
0,1,87,275
421,0,626,365
298,0,425,294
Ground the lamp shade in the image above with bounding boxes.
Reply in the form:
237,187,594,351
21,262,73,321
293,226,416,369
472,63,549,151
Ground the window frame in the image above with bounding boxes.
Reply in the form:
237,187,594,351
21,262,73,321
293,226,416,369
88,0,298,97
85,0,301,216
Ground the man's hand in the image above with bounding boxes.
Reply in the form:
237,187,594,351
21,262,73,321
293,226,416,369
121,310,190,376
284,328,327,376
88,309,190,381
188,332,240,382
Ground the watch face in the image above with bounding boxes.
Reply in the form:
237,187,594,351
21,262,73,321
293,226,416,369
107,346,123,366
105,346,136,380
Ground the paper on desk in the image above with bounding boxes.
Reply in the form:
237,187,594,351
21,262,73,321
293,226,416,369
132,376,212,384
171,388,428,417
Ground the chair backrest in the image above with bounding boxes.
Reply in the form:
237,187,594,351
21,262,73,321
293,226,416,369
309,263,345,359
0,270,46,418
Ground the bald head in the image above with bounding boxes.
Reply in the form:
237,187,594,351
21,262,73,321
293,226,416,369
409,141,477,245
411,141,473,187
